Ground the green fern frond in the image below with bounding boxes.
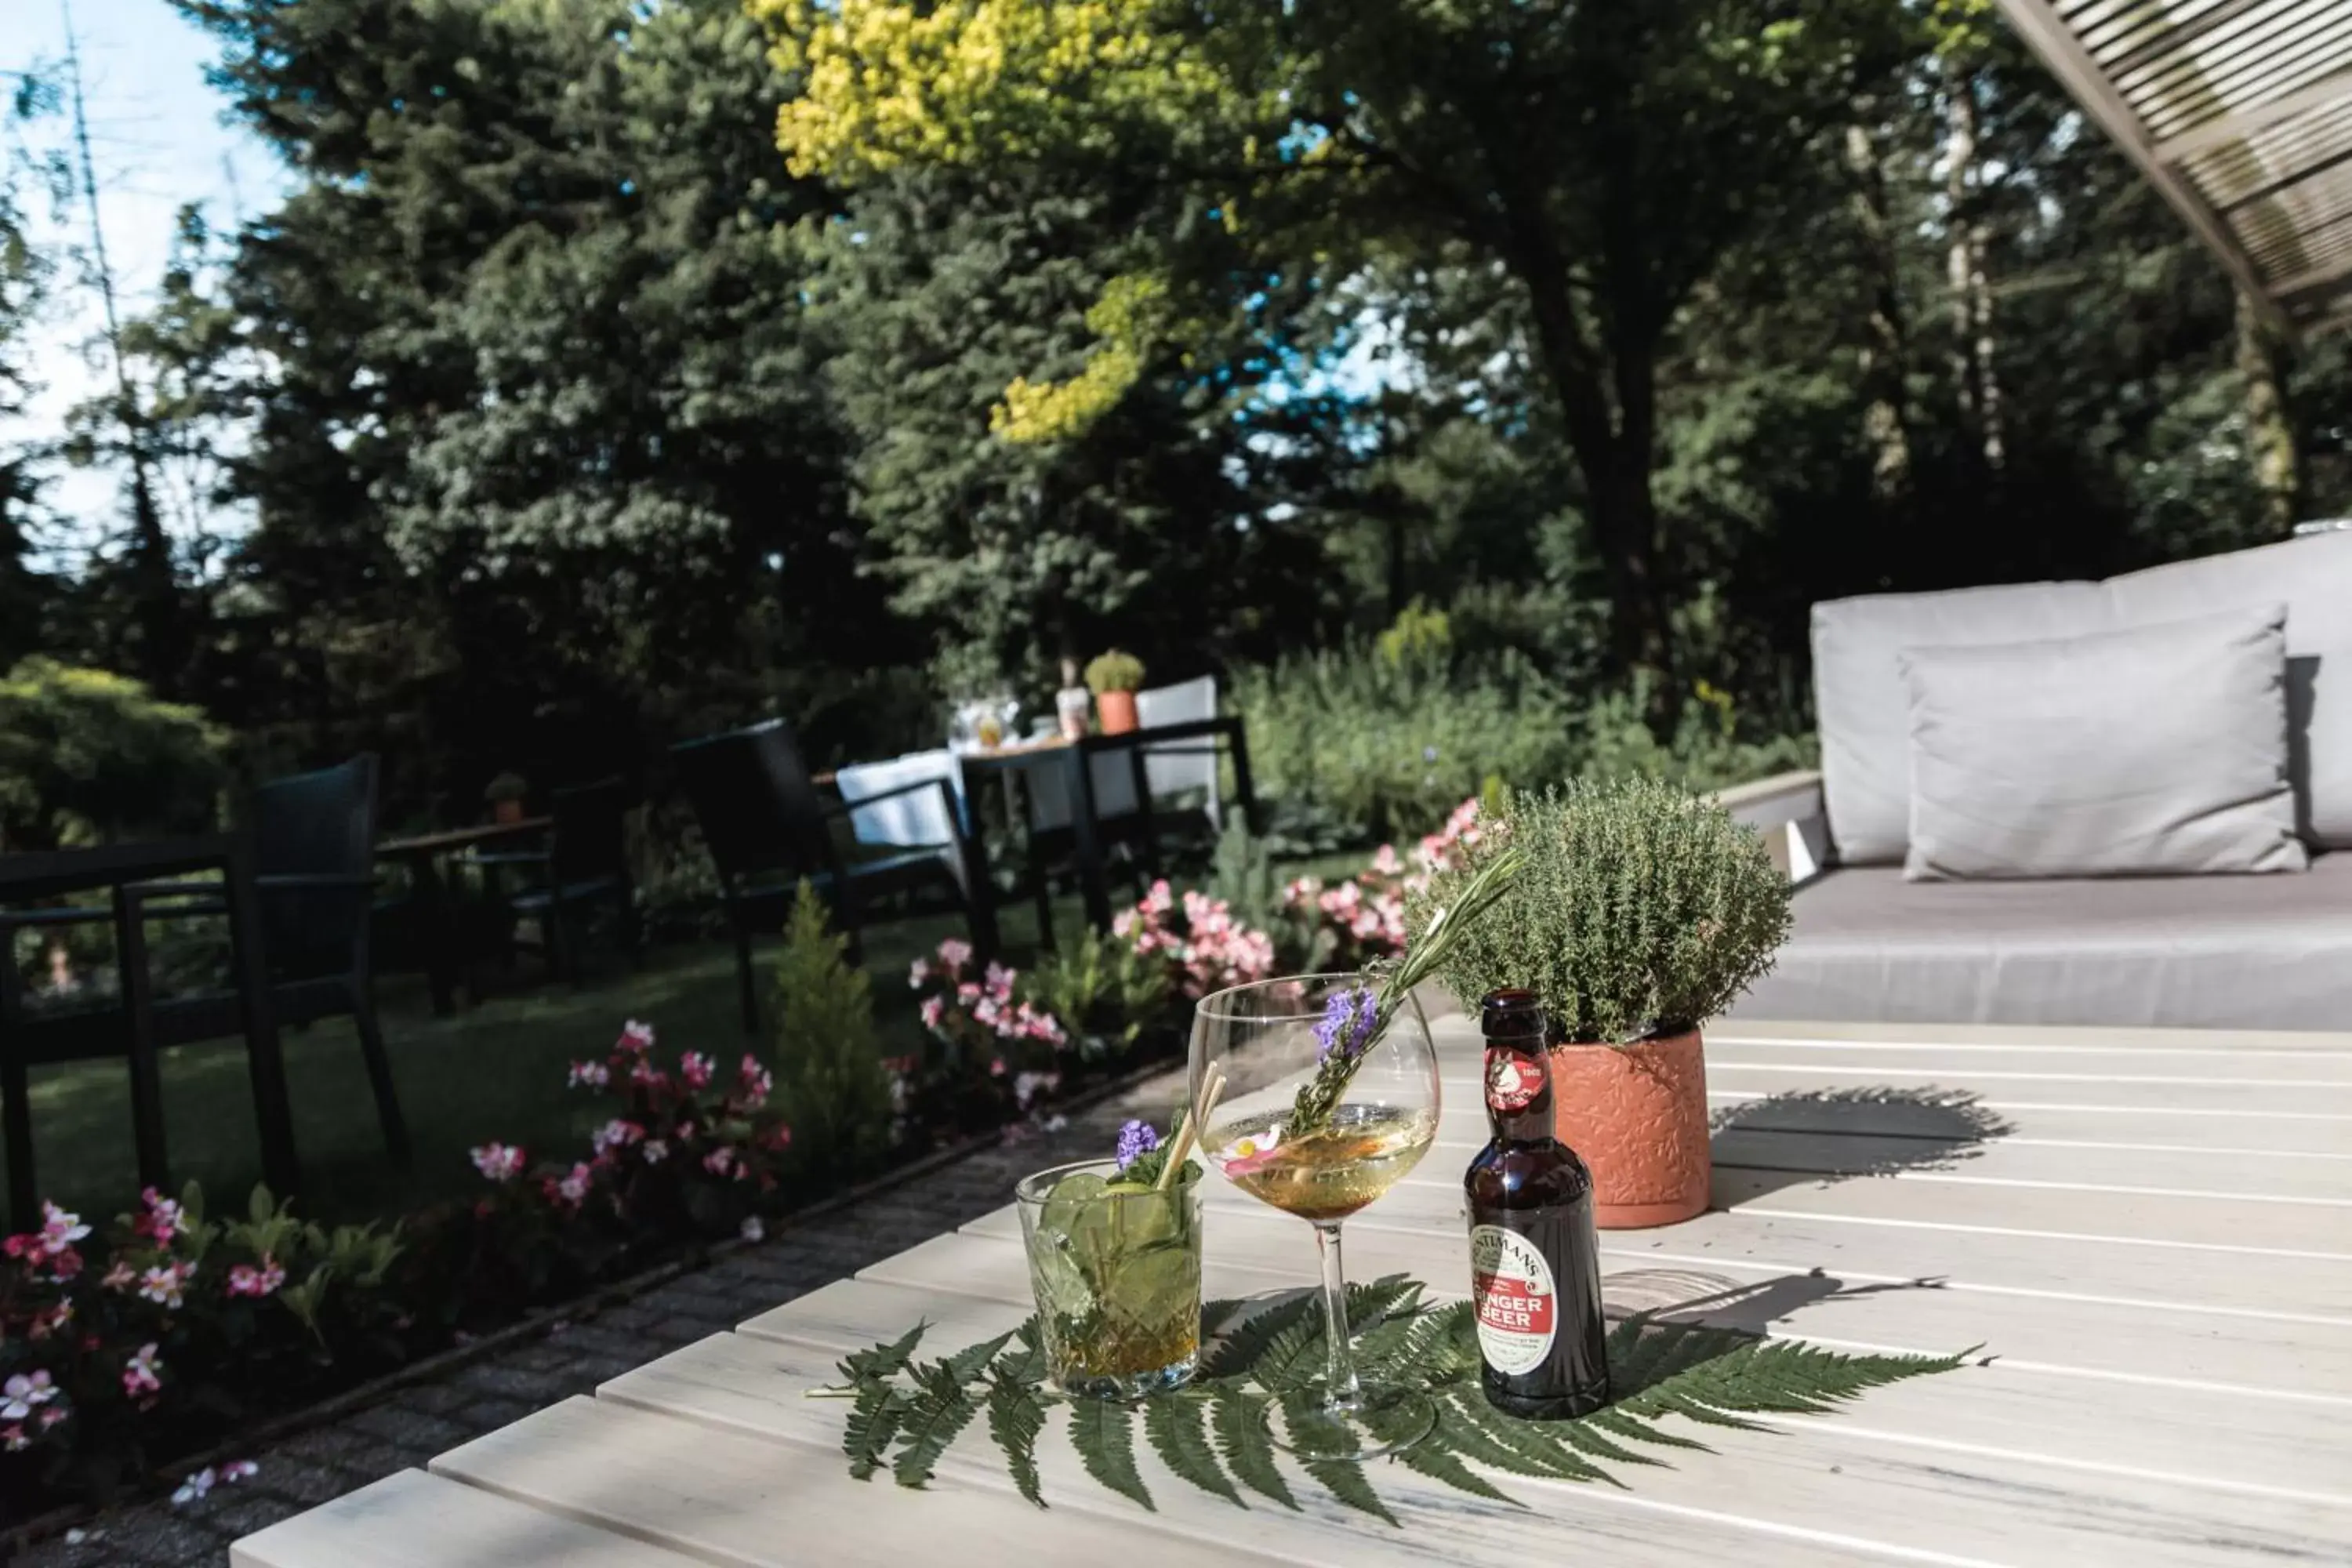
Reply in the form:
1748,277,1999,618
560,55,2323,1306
844,1381,909,1481
1069,1397,1154,1512
985,1374,1049,1508
1304,1458,1399,1527
891,1363,979,1488
1144,1392,1243,1506
829,1283,1965,1523
1209,1385,1298,1511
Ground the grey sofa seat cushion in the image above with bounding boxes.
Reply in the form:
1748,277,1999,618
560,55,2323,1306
1812,529,2352,863
1900,605,2307,881
1727,852,2352,1032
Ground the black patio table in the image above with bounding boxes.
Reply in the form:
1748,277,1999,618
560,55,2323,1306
955,715,1255,932
0,835,297,1230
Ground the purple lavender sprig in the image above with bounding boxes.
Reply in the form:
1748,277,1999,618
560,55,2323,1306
1314,985,1379,1066
1114,1118,1160,1172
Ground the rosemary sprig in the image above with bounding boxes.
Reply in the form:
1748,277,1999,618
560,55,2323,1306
1286,846,1524,1137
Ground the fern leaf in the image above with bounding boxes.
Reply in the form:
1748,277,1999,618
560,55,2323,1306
844,1382,908,1481
945,1328,1018,1386
1345,1275,1424,1335
1304,1459,1400,1527
1370,1398,1520,1506
892,1364,979,1488
1584,1404,1711,1454
985,1375,1049,1508
1144,1392,1243,1506
1441,1393,1614,1486
1254,1312,1334,1392
1199,1290,1323,1379
841,1320,927,1384
1069,1398,1155,1512
1209,1385,1299,1511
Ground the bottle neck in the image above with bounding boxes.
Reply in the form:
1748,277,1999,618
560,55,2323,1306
1482,1038,1556,1144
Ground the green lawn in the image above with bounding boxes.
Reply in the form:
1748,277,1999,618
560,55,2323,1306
6,847,1372,1231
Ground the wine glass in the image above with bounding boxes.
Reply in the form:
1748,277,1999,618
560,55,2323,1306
1188,974,1441,1460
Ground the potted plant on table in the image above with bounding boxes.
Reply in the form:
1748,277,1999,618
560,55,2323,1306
1084,650,1145,735
484,771,530,825
1408,778,1791,1228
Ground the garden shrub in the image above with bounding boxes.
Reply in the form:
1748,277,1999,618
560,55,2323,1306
1021,926,1171,1060
1229,626,1578,842
0,659,229,851
770,884,895,1183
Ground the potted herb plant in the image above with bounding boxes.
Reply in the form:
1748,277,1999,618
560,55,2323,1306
1085,650,1146,735
484,771,530,825
1409,779,1791,1228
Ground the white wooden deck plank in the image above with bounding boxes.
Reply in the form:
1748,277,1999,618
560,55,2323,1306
1706,1040,2352,1082
230,1470,704,1568
758,1251,2352,1502
696,1285,2352,1566
1699,1065,2352,1116
1721,1020,2352,1053
429,1395,1252,1568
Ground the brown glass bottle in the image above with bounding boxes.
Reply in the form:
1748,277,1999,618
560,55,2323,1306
1464,988,1610,1419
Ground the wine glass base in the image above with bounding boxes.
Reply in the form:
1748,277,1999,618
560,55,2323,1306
1263,1382,1436,1461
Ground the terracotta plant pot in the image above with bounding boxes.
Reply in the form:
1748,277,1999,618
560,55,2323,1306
492,799,525,826
1550,1029,1710,1229
1096,689,1140,735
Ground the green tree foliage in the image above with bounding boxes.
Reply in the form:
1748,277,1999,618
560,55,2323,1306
0,659,229,849
0,93,53,670
770,883,895,1183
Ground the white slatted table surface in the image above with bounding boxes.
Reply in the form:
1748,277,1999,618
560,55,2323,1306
235,1017,2352,1567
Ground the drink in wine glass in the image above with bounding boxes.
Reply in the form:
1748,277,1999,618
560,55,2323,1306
1190,974,1443,1461
1207,1103,1438,1222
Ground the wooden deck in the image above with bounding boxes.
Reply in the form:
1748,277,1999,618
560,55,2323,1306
236,1016,2352,1566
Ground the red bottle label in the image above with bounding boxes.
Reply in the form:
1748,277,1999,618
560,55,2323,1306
1470,1225,1557,1374
1485,1048,1544,1113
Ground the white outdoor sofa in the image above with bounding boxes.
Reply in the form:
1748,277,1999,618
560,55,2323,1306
1717,531,2352,1033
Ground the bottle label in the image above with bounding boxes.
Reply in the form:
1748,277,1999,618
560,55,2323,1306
1469,1224,1557,1375
1484,1049,1545,1113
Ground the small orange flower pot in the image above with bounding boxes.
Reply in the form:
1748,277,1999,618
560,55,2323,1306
1096,690,1139,735
1550,1029,1710,1229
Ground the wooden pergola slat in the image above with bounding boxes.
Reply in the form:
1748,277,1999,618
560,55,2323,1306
1994,0,2352,334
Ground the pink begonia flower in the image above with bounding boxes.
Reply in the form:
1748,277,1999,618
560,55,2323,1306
703,1147,735,1177
226,1258,285,1298
739,1216,765,1243
935,938,972,978
101,1261,136,1292
618,1019,658,1054
40,1203,89,1251
1370,844,1404,877
470,1143,527,1183
642,1139,669,1164
568,1059,611,1089
593,1119,644,1155
38,1406,64,1431
982,961,1015,1000
738,1054,772,1104
679,1051,714,1091
2,1426,23,1453
136,1187,188,1242
908,958,931,987
556,1163,594,1206
28,1300,71,1339
123,1343,163,1399
139,1262,194,1310
2,1371,56,1421
628,1059,669,1091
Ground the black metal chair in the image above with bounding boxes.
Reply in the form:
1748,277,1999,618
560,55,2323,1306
670,720,996,1034
473,777,640,982
0,757,409,1221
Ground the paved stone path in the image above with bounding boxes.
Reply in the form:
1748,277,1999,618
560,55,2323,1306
20,1073,1179,1566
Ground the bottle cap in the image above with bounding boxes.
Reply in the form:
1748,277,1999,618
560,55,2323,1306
1480,988,1546,1040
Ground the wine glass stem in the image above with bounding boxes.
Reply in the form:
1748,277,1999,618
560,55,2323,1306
1312,1220,1363,1412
